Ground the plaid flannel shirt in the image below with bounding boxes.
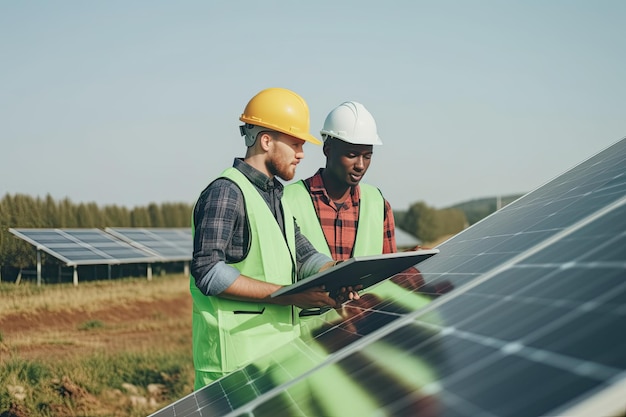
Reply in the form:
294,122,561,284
302,169,396,260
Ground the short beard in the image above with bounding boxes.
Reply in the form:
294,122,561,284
267,154,295,182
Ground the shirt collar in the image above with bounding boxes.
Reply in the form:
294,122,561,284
308,168,360,208
234,158,283,193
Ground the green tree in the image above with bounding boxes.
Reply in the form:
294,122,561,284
42,194,59,227
76,203,96,227
103,205,131,226
131,206,151,227
148,203,164,227
58,197,77,227
400,201,467,244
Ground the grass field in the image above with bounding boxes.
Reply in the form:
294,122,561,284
0,274,194,417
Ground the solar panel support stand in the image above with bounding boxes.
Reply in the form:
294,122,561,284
147,264,152,281
73,266,78,286
36,250,42,286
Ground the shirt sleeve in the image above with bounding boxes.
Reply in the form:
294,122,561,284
191,179,244,296
383,199,398,254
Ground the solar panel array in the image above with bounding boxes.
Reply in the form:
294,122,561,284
150,136,626,417
8,228,160,266
105,227,192,261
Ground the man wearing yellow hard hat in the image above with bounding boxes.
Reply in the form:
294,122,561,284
189,88,357,389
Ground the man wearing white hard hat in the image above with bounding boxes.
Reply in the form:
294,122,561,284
284,101,449,325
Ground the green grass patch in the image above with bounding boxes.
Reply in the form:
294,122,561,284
0,348,193,416
77,320,105,331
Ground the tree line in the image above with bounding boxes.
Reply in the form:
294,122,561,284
0,193,193,274
394,202,468,244
0,193,476,279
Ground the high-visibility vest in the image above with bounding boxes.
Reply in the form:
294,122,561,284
283,180,432,327
190,167,299,384
284,180,384,257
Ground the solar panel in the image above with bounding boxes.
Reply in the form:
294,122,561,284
150,137,626,417
9,228,159,266
105,227,192,261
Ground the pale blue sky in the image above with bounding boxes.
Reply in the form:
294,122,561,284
2,1,625,211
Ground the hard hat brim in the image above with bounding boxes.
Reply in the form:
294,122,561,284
240,116,322,145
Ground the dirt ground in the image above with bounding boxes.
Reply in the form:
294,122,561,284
0,294,192,363
0,283,193,417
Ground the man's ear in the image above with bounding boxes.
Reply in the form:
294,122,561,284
322,141,331,157
258,132,273,151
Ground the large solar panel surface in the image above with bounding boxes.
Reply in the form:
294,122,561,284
151,137,626,417
105,227,192,261
9,228,159,266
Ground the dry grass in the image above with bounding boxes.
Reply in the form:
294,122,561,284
0,274,194,417
0,274,190,317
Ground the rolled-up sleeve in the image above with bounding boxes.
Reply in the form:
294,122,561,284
191,179,245,296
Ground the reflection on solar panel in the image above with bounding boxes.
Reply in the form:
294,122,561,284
8,228,159,266
150,137,626,417
105,228,192,261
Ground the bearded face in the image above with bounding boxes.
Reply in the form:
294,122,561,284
266,133,306,181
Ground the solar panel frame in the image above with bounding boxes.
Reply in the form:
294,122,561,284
8,228,160,266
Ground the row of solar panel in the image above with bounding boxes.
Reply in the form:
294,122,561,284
8,227,192,266
150,137,626,416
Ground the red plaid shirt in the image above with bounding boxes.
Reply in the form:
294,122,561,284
302,169,396,260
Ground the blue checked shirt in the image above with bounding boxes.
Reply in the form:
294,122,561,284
191,158,331,296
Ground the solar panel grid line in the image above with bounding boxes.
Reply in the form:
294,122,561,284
104,228,165,259
407,198,626,328
510,136,626,205
57,229,117,261
8,228,161,266
442,324,618,383
212,307,449,416
61,229,161,264
8,229,74,265
213,335,334,416
150,137,626,417
104,227,193,262
440,138,624,242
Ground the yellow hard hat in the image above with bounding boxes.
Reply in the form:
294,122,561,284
240,88,321,145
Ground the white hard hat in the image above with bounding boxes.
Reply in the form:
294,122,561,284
320,101,382,145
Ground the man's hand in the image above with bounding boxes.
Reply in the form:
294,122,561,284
276,285,338,309
317,260,360,304
330,285,362,304
319,259,343,273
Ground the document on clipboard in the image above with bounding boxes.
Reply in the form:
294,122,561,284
271,249,439,298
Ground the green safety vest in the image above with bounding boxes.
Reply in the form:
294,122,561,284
283,180,432,326
190,167,299,384
284,180,384,257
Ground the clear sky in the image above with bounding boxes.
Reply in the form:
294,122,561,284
2,1,625,211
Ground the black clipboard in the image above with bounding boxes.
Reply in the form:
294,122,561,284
271,249,439,298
